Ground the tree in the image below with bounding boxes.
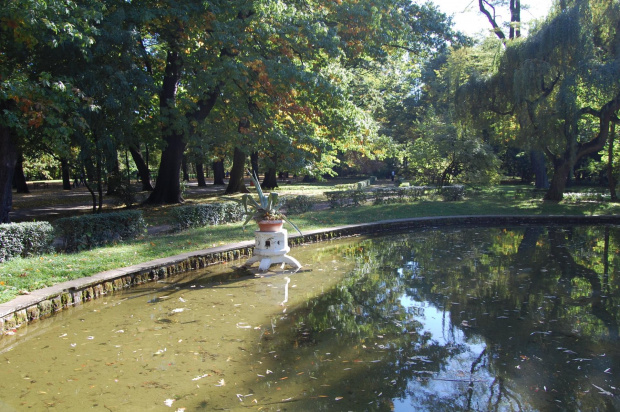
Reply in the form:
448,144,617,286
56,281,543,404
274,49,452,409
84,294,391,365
407,111,500,186
401,34,501,186
478,0,521,43
460,0,620,201
476,0,551,188
0,0,100,222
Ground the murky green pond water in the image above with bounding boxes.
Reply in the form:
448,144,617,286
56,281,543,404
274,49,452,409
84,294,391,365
1,225,619,411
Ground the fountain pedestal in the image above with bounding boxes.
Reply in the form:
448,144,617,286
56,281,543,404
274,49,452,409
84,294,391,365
243,229,301,272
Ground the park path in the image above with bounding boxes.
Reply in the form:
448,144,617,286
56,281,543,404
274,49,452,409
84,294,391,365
9,181,227,234
9,179,326,235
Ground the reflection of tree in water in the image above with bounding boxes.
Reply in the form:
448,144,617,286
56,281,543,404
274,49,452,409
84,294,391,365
270,226,620,411
548,227,619,341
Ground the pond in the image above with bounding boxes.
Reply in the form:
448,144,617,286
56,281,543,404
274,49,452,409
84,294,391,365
0,225,619,411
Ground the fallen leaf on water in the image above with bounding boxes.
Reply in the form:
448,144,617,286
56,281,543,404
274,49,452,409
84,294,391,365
192,373,210,381
592,384,613,396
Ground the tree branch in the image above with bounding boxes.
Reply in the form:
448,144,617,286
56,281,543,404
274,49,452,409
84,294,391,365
479,0,506,43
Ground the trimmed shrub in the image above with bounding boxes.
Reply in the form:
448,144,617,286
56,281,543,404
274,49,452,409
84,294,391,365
55,210,147,252
326,184,464,208
356,179,371,190
282,195,316,214
325,190,368,208
440,185,465,201
335,178,375,191
171,202,245,230
371,186,429,204
0,222,55,263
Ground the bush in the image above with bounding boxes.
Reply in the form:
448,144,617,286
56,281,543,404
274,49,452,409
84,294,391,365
111,180,138,208
55,210,147,252
335,178,375,191
325,190,368,208
171,202,245,230
356,179,371,190
0,222,55,263
440,185,465,201
282,195,316,214
371,186,429,204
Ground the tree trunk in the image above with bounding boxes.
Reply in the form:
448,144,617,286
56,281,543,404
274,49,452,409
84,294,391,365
146,134,186,203
182,155,190,181
213,160,225,185
145,50,220,204
544,162,571,202
509,0,521,39
82,165,98,214
13,152,29,193
608,123,617,201
106,154,121,195
530,150,549,189
545,92,620,201
146,50,185,204
97,145,104,212
128,144,153,191
0,125,17,223
250,151,259,178
196,162,206,187
61,157,72,190
225,147,249,194
262,167,278,189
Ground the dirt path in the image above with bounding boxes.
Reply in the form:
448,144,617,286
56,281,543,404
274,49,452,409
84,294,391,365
10,181,230,219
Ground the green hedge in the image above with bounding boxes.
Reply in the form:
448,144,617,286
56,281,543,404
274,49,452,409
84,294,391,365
324,190,367,208
440,185,465,201
326,185,465,208
171,202,245,230
371,186,429,204
282,195,317,214
334,177,376,191
55,210,147,252
0,222,55,263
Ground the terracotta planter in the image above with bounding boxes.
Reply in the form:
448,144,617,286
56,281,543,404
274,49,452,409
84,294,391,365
257,220,284,232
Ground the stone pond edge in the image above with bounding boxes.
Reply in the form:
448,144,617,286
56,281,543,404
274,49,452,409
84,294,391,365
1,214,619,337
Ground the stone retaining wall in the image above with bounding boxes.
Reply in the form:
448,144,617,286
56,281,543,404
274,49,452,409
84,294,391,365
1,215,619,337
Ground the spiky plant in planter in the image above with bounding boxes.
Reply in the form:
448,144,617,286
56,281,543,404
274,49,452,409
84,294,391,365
225,171,302,235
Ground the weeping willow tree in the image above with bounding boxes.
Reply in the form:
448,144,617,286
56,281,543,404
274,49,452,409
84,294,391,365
458,0,620,201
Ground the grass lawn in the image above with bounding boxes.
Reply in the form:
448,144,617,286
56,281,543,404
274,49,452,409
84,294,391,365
1,181,619,304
